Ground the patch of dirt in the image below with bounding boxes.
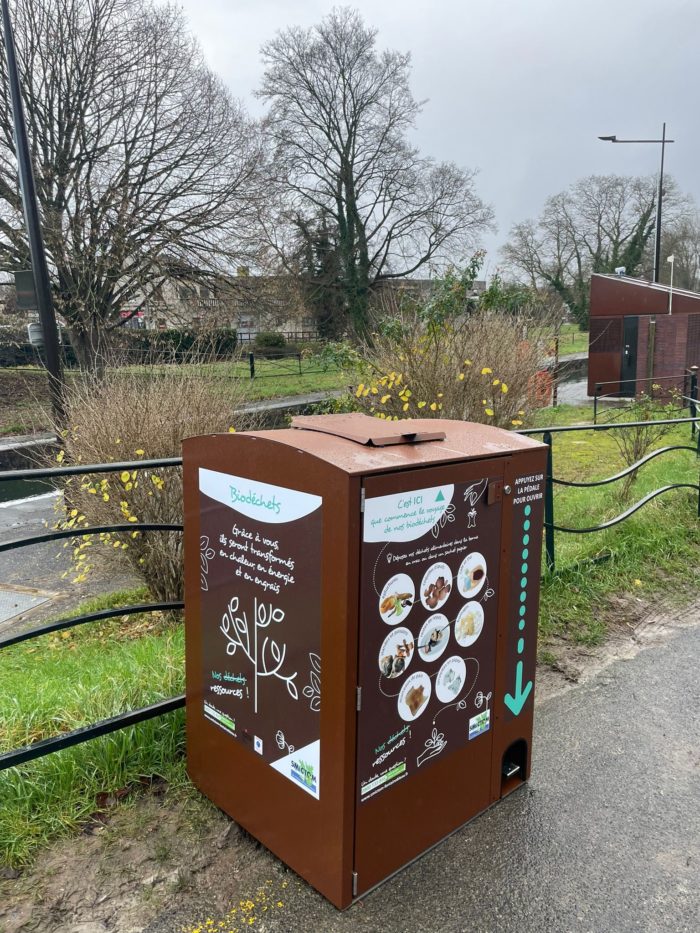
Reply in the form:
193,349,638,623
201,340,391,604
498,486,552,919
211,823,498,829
536,592,700,703
0,789,286,933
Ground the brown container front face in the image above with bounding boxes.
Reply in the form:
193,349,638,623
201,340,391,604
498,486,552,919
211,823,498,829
183,434,360,908
352,448,547,896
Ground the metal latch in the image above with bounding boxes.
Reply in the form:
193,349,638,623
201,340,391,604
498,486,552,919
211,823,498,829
487,480,503,505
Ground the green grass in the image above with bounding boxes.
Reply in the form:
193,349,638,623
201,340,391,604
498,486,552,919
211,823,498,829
530,404,700,646
0,589,186,867
0,359,353,435
551,323,588,357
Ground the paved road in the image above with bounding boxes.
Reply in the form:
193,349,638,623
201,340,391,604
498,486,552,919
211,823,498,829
147,618,700,933
0,492,138,637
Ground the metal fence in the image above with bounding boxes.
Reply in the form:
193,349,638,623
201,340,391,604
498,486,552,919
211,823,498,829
1,412,698,772
592,369,698,424
0,456,185,773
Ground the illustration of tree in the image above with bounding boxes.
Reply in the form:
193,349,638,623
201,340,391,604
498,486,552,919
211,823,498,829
220,595,298,712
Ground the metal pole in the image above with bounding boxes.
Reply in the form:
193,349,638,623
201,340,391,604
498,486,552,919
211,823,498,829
1,0,65,422
594,385,601,425
653,122,666,284
248,351,255,379
690,367,698,439
543,430,555,572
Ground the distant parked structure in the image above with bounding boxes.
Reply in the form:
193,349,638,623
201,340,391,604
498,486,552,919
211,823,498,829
587,274,700,397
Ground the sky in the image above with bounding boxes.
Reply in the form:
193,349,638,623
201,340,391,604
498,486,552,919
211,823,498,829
178,0,700,277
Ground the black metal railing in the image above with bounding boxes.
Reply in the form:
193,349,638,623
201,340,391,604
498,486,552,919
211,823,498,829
592,368,698,424
1,410,699,770
0,455,185,773
520,415,700,571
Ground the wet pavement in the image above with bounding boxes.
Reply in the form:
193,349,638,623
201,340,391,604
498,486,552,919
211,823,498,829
147,617,700,933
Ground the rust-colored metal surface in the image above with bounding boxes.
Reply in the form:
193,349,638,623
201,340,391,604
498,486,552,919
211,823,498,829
290,413,446,446
183,433,361,907
183,419,547,909
588,275,700,395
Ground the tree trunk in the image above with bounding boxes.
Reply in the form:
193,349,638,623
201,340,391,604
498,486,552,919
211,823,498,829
68,320,108,378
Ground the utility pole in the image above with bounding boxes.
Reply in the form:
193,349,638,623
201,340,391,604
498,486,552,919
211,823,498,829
1,0,65,422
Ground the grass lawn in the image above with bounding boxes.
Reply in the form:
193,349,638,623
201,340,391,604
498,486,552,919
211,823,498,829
529,403,700,646
0,360,354,436
547,323,588,357
0,590,187,866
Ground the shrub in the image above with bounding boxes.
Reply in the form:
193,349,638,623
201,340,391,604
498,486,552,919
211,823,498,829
54,358,256,602
351,266,553,428
254,331,286,354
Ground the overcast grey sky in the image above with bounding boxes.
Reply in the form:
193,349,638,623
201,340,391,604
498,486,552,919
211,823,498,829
178,0,700,275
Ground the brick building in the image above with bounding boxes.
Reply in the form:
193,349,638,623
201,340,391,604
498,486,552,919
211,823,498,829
587,273,700,397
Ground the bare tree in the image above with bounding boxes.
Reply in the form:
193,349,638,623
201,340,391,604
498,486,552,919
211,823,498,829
0,0,263,371
258,7,494,338
502,174,690,327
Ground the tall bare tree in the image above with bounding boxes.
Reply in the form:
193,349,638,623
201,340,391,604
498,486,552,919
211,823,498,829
0,0,263,370
502,174,689,327
258,7,493,338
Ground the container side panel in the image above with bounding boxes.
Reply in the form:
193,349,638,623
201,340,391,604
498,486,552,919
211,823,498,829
354,460,505,894
197,467,322,795
183,435,357,909
490,448,547,800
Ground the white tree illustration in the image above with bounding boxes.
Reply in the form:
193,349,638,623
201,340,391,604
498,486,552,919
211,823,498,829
219,595,298,712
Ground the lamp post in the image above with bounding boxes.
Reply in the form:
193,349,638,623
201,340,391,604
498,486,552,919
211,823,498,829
1,0,65,422
598,123,674,284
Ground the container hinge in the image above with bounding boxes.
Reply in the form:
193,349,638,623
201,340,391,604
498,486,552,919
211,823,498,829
356,686,362,711
360,488,366,513
352,871,358,897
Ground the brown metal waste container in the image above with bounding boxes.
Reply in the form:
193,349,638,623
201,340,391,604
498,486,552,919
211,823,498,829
183,414,548,909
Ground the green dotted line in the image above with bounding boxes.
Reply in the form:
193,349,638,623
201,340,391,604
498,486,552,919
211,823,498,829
517,504,532,652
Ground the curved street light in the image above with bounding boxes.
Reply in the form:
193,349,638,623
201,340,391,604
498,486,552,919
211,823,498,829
598,123,674,284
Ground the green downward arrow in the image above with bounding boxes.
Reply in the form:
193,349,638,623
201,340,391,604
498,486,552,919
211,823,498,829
504,660,532,716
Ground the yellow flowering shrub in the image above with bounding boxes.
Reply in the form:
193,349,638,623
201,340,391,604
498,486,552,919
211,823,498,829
53,363,256,602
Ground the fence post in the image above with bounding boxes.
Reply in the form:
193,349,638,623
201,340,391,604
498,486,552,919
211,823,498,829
298,352,302,376
593,385,601,425
249,352,255,380
690,367,698,438
543,430,555,572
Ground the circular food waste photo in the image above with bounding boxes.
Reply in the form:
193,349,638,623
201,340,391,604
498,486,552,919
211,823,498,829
455,601,484,647
378,573,415,624
457,552,487,598
397,671,432,722
417,614,450,662
435,655,467,704
420,562,452,611
378,627,415,679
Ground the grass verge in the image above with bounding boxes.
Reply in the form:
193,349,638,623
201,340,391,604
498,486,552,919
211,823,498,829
0,360,354,435
531,404,700,646
0,589,187,867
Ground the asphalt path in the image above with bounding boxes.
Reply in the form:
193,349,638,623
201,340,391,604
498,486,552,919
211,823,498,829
147,617,700,933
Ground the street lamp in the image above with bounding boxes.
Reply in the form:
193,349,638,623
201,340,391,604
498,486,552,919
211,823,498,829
598,123,674,284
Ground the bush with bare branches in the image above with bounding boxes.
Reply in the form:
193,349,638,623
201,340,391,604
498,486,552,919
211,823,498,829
54,354,256,602
352,267,556,427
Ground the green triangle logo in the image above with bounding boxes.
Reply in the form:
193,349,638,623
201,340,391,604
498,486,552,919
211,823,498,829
435,490,445,502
